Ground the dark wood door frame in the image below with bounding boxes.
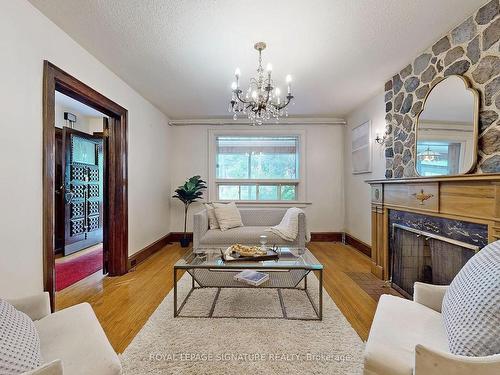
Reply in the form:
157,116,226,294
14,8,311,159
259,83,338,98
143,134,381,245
43,61,128,310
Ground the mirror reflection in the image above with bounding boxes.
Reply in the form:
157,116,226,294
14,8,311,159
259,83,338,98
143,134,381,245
415,75,477,176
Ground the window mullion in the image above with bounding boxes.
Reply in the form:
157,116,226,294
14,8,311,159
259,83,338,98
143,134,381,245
247,152,251,180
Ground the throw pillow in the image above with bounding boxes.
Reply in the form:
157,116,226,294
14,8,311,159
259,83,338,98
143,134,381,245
204,203,220,230
212,202,243,231
0,299,42,374
441,240,500,356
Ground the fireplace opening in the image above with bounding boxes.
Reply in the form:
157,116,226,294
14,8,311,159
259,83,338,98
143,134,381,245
390,224,478,298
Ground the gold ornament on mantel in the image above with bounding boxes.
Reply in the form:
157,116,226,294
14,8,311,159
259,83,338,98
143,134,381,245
412,189,434,205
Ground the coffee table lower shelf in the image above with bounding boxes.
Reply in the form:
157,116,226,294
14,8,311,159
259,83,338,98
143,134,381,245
173,267,323,321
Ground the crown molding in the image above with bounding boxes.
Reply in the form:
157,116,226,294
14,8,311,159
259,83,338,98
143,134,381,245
168,117,346,126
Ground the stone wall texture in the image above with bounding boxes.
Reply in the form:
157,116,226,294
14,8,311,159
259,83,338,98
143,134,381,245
384,0,500,178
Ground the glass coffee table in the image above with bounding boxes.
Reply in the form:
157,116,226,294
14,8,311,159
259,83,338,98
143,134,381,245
173,247,323,320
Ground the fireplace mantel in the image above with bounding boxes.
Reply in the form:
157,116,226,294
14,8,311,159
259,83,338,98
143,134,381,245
366,174,500,279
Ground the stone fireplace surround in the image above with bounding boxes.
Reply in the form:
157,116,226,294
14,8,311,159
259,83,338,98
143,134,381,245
389,210,488,248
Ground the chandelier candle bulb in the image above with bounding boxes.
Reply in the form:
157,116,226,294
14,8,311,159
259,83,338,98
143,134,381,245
235,68,240,87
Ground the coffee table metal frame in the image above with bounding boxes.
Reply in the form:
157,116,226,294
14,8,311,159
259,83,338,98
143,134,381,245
173,248,323,321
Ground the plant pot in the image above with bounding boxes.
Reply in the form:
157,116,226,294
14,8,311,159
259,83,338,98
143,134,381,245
180,237,190,248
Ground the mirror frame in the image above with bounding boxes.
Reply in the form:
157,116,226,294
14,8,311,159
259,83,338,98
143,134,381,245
414,74,479,177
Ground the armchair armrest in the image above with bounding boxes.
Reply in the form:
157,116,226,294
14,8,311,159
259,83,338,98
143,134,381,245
413,282,448,313
6,292,51,321
25,360,63,375
193,210,209,250
415,345,500,375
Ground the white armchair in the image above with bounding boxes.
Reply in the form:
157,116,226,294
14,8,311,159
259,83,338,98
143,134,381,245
363,282,500,375
6,293,121,375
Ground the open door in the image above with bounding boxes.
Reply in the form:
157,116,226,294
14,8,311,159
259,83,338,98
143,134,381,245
62,127,104,256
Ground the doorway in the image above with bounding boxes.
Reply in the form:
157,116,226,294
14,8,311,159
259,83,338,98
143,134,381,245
43,61,128,310
54,92,107,292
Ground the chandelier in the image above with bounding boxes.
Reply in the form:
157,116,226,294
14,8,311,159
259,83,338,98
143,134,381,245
229,42,294,125
418,146,441,162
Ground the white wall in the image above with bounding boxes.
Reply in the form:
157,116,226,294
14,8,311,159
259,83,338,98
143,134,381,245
343,92,386,245
169,124,345,233
0,0,172,298
54,102,100,134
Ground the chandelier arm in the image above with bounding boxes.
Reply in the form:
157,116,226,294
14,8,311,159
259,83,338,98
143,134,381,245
235,91,253,105
273,96,294,110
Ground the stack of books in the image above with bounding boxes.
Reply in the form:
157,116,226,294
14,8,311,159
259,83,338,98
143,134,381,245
234,270,269,286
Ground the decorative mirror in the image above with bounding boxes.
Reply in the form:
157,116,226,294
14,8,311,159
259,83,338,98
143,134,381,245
415,75,478,177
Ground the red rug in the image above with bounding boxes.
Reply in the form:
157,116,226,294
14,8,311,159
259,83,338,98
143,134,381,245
55,246,103,291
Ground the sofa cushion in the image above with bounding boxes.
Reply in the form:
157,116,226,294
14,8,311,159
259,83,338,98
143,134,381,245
204,203,220,229
239,209,287,226
442,240,500,357
364,295,449,375
213,202,243,231
200,226,292,246
35,303,121,375
0,299,42,374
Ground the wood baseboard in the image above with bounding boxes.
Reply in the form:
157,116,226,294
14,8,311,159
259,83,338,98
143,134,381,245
128,232,194,268
310,232,343,242
128,234,170,269
345,233,372,258
166,232,193,242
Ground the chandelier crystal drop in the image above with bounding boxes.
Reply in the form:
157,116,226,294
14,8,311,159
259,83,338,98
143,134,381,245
229,42,294,125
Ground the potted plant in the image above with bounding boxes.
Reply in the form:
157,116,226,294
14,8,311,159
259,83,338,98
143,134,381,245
172,175,207,247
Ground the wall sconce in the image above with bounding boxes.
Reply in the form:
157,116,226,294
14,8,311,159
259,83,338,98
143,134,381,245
374,120,393,145
374,133,387,144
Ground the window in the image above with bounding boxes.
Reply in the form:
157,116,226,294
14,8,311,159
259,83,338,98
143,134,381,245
213,135,301,201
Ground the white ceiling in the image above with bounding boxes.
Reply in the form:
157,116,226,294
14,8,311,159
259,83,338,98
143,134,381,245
55,91,107,117
30,0,487,119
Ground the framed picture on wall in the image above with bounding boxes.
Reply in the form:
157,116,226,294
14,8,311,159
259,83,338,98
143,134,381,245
352,120,372,174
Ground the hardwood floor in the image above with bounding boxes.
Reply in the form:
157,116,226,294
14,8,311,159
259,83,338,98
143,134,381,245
56,242,400,353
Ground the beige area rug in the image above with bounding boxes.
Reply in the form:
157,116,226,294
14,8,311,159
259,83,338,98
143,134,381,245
120,273,364,374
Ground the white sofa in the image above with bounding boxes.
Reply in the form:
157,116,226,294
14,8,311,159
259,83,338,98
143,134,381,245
193,208,306,250
364,282,500,375
6,293,122,375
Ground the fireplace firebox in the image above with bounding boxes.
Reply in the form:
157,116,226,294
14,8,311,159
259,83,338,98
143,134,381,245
391,224,477,297
388,210,488,297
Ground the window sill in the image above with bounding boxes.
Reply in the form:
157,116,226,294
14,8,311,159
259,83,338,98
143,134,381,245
213,200,312,208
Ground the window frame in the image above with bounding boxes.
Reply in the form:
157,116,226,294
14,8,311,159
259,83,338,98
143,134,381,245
208,129,306,203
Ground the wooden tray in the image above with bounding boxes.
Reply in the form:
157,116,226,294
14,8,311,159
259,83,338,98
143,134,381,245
222,249,279,262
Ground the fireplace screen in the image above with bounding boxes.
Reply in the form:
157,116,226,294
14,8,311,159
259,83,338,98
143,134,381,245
391,224,476,297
